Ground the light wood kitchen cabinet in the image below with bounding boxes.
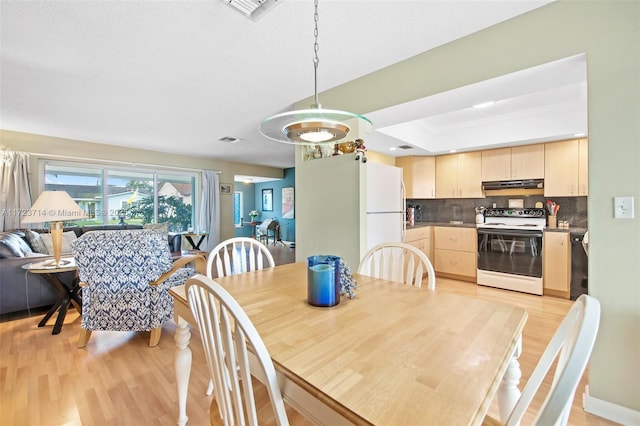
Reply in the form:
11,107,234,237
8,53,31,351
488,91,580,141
481,144,545,182
397,156,436,199
434,226,477,282
512,144,545,179
544,138,588,196
435,152,483,198
404,226,433,263
578,138,588,196
543,231,570,299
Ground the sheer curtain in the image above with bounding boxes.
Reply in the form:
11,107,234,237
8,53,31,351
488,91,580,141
0,151,32,231
198,171,220,253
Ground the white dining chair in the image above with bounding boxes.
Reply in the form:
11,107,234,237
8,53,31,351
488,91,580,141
358,242,435,289
484,294,601,426
205,237,275,395
185,275,290,426
206,237,275,279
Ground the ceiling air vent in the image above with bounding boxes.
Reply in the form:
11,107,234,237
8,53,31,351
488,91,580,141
219,136,242,144
221,0,280,20
397,145,414,150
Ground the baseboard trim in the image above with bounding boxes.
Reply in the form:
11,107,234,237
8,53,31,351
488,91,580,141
583,385,640,425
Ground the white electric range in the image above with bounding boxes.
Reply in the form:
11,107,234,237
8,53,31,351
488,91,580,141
476,208,546,295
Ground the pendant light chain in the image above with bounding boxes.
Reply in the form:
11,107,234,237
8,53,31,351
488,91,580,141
259,0,371,145
313,0,320,108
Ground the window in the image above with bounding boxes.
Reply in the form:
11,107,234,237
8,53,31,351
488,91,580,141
43,161,197,231
233,191,243,227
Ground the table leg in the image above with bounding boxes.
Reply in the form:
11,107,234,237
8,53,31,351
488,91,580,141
52,294,71,335
175,316,192,426
497,336,523,422
38,300,62,328
194,235,206,250
38,273,80,335
185,236,196,250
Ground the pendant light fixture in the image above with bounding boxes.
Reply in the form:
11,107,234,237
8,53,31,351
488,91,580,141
259,0,371,145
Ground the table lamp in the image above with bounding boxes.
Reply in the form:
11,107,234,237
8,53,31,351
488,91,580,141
21,190,87,266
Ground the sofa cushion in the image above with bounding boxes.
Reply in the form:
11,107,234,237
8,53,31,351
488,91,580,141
39,230,78,255
0,231,33,258
143,222,168,235
23,229,48,254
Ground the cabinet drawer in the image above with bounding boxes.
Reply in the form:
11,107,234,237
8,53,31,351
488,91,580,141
434,249,477,277
404,226,431,242
434,227,476,252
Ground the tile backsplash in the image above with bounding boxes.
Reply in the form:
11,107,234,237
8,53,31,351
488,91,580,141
407,196,587,227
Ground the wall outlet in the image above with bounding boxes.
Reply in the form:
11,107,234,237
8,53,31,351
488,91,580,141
614,196,634,219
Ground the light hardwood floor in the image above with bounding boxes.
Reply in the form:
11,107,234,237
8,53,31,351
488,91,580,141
0,247,618,425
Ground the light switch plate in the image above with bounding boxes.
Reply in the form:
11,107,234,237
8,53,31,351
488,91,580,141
614,196,634,219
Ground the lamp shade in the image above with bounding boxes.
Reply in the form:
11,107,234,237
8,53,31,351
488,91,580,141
21,191,87,224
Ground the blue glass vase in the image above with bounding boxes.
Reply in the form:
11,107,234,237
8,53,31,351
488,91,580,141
307,255,341,307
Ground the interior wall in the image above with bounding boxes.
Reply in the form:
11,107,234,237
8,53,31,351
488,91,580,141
1,130,284,242
253,167,296,242
297,0,640,416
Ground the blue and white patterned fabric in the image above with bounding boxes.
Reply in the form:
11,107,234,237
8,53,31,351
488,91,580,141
71,230,194,332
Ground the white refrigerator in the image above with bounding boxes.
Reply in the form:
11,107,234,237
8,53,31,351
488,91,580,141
365,161,405,249
296,154,405,269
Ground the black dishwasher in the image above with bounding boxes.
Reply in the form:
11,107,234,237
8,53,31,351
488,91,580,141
570,232,588,300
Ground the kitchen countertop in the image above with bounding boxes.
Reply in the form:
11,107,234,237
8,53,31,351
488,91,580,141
406,221,477,229
544,226,588,235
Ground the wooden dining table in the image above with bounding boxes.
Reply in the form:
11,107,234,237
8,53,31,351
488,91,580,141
169,262,527,425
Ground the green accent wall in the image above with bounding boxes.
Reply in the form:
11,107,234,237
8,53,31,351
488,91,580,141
296,0,640,415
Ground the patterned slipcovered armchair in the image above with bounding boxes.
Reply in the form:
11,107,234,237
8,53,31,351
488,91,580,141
71,230,205,347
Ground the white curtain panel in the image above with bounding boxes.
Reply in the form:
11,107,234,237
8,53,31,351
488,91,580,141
198,171,220,253
0,151,32,232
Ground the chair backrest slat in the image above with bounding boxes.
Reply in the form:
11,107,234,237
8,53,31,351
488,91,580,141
505,294,600,426
358,242,435,289
186,276,289,426
207,237,275,279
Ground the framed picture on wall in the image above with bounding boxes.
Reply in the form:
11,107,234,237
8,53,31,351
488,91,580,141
282,187,294,219
220,183,232,194
262,188,273,211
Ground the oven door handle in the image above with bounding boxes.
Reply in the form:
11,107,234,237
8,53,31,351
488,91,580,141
477,228,543,238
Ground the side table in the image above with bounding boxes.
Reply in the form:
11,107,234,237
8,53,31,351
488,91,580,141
181,232,209,251
22,257,81,335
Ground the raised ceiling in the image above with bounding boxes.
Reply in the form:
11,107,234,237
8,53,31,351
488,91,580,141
1,0,556,169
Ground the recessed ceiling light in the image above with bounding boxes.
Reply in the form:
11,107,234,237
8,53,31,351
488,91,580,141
471,101,496,109
449,149,457,153
389,147,397,151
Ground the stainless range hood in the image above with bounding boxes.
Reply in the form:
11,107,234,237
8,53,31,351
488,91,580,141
483,179,544,195
482,179,544,190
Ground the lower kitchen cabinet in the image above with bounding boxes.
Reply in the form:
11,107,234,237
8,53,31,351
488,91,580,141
404,226,433,263
434,226,477,282
543,231,570,299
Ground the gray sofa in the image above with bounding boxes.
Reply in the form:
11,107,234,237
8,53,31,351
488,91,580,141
0,225,182,316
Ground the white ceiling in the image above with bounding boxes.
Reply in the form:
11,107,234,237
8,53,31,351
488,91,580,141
1,0,562,173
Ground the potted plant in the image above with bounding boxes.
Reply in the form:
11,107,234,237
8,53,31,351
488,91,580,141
249,210,259,223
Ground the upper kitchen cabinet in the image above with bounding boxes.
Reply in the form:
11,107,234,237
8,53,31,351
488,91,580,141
435,152,483,198
397,156,436,199
481,144,545,181
544,138,588,196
